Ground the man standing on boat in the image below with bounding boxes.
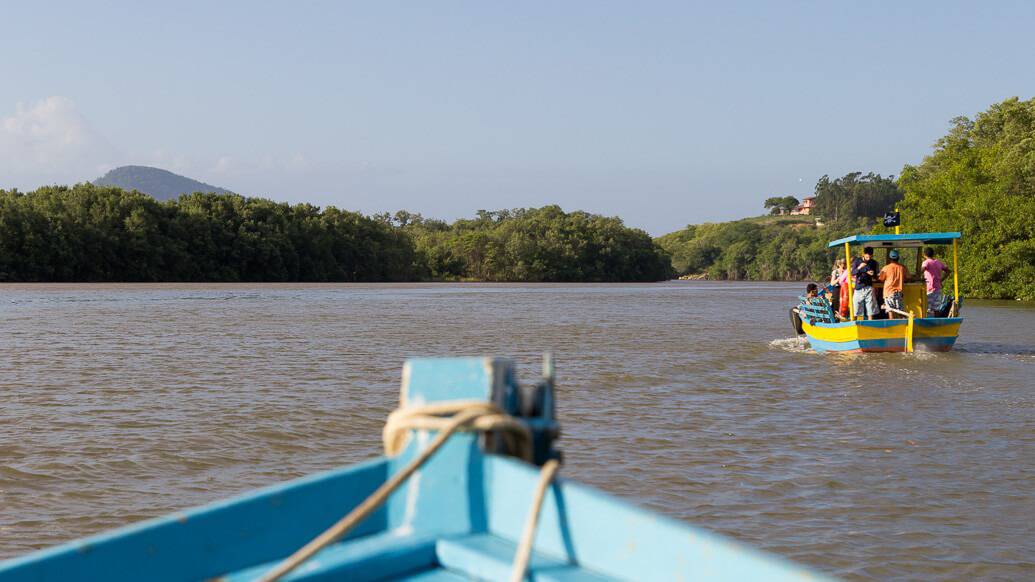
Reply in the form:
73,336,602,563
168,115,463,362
879,250,910,319
851,247,880,320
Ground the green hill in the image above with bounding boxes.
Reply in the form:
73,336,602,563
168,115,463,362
93,166,232,201
658,172,902,282
656,216,841,281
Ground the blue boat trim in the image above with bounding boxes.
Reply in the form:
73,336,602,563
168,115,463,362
809,317,963,329
827,231,962,248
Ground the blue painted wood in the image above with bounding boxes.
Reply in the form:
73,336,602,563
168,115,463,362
808,317,963,329
484,456,824,581
0,458,389,582
399,570,470,581
402,357,518,412
436,534,610,581
798,296,837,324
827,232,962,247
0,357,834,582
223,531,438,581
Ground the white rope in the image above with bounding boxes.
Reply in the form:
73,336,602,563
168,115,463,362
259,402,536,582
383,400,532,461
510,458,561,582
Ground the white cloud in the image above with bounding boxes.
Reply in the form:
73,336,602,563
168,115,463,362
207,152,313,178
0,97,325,198
0,96,118,188
145,148,193,174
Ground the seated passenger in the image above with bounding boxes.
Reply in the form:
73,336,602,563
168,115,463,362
799,283,840,323
802,283,820,302
879,249,911,319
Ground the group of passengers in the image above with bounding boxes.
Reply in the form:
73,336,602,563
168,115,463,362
804,246,950,322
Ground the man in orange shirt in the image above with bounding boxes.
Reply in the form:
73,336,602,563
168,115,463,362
879,249,910,318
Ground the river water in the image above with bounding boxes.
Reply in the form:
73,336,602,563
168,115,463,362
1,282,1033,580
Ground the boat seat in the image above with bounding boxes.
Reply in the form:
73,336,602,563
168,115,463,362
797,295,837,324
219,529,615,581
221,530,438,581
400,570,472,581
435,533,614,581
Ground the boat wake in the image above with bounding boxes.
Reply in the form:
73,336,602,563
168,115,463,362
769,336,812,353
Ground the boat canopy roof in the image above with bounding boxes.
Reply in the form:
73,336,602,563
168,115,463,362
827,231,962,248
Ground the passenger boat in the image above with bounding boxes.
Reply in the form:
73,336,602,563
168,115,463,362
0,357,829,581
796,232,963,353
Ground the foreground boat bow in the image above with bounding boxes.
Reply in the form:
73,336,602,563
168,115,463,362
0,357,831,581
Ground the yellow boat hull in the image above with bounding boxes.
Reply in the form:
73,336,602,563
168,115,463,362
802,317,962,353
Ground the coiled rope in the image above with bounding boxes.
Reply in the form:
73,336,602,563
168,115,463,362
383,400,533,461
258,401,555,582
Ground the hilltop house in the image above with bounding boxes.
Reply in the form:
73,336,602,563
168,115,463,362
790,196,815,215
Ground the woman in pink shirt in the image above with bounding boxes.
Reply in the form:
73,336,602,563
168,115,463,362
922,247,951,316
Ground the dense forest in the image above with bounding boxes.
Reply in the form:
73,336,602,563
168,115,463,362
391,207,671,282
656,97,1034,300
0,185,671,282
897,97,1035,300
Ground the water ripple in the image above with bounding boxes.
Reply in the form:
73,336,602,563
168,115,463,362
1,282,1033,581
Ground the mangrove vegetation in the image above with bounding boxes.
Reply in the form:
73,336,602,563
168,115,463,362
658,97,1035,300
0,185,671,282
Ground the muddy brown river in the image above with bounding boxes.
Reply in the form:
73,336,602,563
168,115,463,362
1,282,1033,580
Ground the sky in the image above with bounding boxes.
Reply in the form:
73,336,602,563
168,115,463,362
1,1,1033,235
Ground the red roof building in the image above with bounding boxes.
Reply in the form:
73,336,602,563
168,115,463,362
790,196,816,215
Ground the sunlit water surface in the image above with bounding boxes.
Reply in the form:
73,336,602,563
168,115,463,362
1,282,1033,580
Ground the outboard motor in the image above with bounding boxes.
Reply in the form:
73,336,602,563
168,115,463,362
789,307,805,335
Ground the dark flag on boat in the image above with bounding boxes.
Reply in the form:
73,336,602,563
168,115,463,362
883,211,901,227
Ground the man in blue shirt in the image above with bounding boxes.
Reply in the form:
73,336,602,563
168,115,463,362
851,246,880,320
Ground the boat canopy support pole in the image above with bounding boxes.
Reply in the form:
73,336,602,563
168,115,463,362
906,311,914,352
845,242,854,320
952,238,959,303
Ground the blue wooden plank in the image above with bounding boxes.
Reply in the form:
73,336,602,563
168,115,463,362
809,317,963,329
400,569,472,581
436,533,612,582
402,357,517,410
387,434,489,538
483,456,830,582
0,459,389,582
827,232,961,247
222,531,438,582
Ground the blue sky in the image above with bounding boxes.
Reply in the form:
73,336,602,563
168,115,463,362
2,1,1032,234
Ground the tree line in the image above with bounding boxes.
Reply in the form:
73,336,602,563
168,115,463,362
0,185,672,282
897,97,1035,300
658,173,901,283
656,217,857,282
389,206,671,282
659,96,1035,300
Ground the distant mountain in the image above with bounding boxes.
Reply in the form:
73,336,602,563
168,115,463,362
93,165,233,201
